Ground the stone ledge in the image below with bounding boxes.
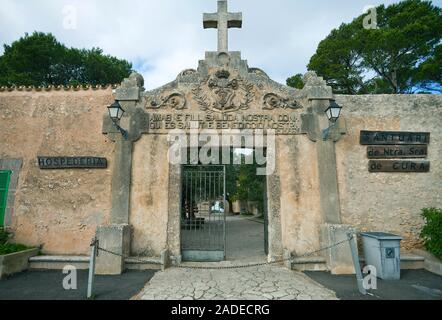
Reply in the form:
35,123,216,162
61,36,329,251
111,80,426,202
292,256,326,264
30,255,89,263
291,256,328,272
125,257,162,271
359,253,425,270
29,255,90,270
28,255,164,271
0,248,39,279
413,249,442,276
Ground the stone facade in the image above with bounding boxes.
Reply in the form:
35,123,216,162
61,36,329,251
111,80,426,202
335,95,442,251
0,88,115,254
0,1,441,275
1,76,440,263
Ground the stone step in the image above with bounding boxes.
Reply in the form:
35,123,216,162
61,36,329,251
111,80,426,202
412,249,442,276
359,254,425,270
289,253,426,272
290,256,328,272
125,257,162,270
29,255,163,271
30,255,90,270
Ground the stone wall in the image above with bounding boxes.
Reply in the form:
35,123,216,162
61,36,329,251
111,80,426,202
0,89,114,255
130,134,169,256
279,135,322,255
335,94,442,250
1,88,441,256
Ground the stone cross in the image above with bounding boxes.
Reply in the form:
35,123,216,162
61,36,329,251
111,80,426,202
203,0,242,52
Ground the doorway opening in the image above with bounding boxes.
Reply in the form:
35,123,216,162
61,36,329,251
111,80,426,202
225,148,267,262
180,148,268,262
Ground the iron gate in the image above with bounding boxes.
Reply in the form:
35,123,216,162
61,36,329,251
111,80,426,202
181,165,226,261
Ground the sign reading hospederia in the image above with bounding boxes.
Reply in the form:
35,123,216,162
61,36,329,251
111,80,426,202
38,157,107,169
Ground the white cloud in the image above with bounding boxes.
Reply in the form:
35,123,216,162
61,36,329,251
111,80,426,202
1,0,440,89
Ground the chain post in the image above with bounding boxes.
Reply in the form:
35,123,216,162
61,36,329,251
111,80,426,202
87,237,98,300
347,232,367,296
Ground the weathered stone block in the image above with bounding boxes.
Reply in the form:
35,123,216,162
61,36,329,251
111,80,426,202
0,248,39,279
321,223,356,274
95,224,131,275
115,87,140,101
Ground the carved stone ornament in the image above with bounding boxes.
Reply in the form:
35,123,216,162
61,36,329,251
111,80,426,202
192,70,254,113
263,93,302,110
146,92,187,110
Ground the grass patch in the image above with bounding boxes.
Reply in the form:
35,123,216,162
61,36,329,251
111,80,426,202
0,243,30,255
0,227,32,255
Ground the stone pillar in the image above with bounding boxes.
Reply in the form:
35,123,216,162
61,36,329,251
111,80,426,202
321,224,356,274
166,159,182,264
302,72,355,274
267,162,283,262
313,100,342,225
110,138,133,224
96,72,146,275
95,224,131,275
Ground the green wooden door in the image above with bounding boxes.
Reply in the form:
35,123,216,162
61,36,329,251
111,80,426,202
0,170,11,227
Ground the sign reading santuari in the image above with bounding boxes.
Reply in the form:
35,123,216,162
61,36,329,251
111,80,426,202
38,157,107,169
361,130,431,173
360,131,430,145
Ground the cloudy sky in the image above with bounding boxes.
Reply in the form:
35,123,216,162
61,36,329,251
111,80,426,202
1,0,441,89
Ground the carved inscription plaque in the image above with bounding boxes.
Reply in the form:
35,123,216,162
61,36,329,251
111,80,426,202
147,112,302,135
360,131,430,145
367,145,428,159
38,157,107,169
368,160,430,173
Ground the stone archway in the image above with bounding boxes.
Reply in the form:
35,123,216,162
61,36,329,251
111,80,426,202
98,56,354,274
165,141,283,264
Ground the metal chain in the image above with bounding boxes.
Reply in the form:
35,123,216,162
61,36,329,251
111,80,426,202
97,246,163,265
97,234,355,270
175,234,354,270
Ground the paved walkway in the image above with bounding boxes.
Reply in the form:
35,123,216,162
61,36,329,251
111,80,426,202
137,265,338,300
226,215,266,261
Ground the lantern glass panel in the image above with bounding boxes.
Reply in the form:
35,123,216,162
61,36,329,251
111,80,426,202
331,106,341,119
108,106,119,119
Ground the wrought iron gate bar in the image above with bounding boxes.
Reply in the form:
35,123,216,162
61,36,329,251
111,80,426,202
181,165,226,262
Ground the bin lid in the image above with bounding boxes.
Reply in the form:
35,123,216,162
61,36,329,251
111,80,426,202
360,232,403,240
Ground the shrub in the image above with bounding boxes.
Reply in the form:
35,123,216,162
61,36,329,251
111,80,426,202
420,208,442,260
0,228,30,255
0,243,29,255
0,228,9,245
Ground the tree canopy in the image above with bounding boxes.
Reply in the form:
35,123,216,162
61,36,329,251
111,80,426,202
0,32,132,87
287,0,442,93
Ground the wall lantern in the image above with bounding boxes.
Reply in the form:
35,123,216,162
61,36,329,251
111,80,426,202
107,100,128,140
322,101,342,140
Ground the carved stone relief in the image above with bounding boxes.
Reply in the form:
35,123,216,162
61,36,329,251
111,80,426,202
192,70,254,113
146,92,187,110
263,93,303,110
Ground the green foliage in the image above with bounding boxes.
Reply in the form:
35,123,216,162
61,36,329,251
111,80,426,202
226,151,266,213
420,208,442,259
0,227,31,255
0,227,9,245
0,32,132,87
0,243,29,255
294,0,442,94
414,44,442,92
286,73,304,89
